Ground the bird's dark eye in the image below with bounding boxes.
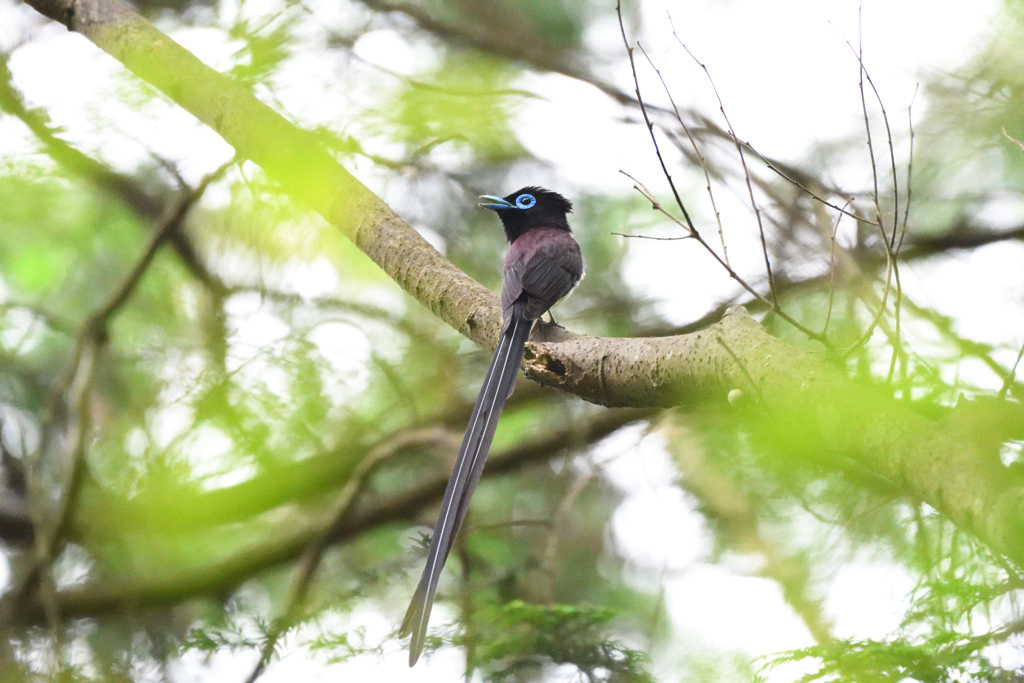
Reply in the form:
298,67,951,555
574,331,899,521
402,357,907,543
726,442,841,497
515,194,536,209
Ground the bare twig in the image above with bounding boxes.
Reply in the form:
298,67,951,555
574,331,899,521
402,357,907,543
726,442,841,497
669,22,776,302
637,40,729,266
851,6,884,241
618,12,910,362
999,338,1024,400
619,172,836,352
887,264,904,383
610,231,687,242
616,2,698,235
1002,126,1024,154
823,200,852,336
889,87,919,381
856,60,903,342
346,0,866,255
745,145,878,227
844,15,906,371
834,20,903,361
898,85,919,253
841,228,893,360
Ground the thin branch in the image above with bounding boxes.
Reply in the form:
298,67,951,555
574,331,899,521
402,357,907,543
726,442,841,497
823,200,852,336
637,41,729,265
887,264,904,383
820,13,899,363
631,22,904,362
616,2,698,236
889,87,919,381
670,22,776,302
619,172,836,352
745,145,878,226
849,6,884,242
349,0,864,256
846,25,904,374
850,26,906,223
841,226,893,360
999,338,1024,400
898,85,919,253
611,232,688,242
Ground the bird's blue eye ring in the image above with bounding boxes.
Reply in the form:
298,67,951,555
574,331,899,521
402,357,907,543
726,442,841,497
515,194,536,209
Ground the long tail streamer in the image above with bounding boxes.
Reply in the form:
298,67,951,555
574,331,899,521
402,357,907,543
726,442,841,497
399,305,533,665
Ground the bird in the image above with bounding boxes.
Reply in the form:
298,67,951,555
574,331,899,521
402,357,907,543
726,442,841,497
399,186,584,666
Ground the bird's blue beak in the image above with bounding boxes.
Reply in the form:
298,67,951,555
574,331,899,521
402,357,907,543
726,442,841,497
478,195,514,210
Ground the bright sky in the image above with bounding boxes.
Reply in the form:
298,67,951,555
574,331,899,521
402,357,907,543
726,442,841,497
0,0,1017,680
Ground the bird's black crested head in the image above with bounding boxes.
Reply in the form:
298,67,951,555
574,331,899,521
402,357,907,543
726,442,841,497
478,186,573,243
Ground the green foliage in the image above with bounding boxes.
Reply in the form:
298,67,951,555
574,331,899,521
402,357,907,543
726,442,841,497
462,601,654,683
422,0,589,51
382,54,528,162
764,533,1023,682
181,620,270,654
763,632,1009,683
309,626,385,663
228,12,298,87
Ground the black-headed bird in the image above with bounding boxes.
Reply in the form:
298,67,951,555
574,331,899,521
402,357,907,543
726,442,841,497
400,187,584,665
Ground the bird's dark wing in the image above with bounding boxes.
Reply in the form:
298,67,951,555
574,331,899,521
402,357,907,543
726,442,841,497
500,257,526,318
501,229,583,324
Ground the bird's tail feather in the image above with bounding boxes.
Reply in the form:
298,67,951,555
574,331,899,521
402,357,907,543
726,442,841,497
400,304,533,666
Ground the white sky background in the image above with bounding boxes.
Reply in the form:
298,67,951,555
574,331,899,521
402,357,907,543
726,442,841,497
1,0,1022,680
